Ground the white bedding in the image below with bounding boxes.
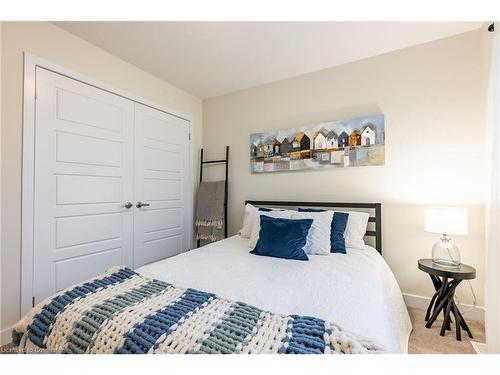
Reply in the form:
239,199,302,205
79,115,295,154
137,235,412,353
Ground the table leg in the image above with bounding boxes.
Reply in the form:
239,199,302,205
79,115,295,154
454,304,473,339
440,298,453,336
425,290,440,321
425,275,451,331
426,276,448,328
426,279,460,329
451,303,462,341
423,271,473,341
437,275,453,330
430,274,441,290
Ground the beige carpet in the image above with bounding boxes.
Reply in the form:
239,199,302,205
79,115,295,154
408,307,485,354
1,307,485,354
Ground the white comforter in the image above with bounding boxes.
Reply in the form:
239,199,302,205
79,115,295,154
137,235,412,353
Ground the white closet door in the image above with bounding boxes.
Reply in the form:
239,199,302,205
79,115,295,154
133,103,190,268
33,68,134,303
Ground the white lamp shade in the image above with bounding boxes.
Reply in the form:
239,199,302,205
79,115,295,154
424,207,468,235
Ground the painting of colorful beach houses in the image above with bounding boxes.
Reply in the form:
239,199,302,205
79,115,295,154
250,114,385,173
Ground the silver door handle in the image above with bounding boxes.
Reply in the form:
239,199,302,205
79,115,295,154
136,201,150,208
123,202,133,209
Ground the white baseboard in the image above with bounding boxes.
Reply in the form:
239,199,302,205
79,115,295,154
403,293,485,322
0,327,12,346
471,341,488,354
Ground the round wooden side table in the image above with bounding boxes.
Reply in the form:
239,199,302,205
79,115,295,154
417,259,476,341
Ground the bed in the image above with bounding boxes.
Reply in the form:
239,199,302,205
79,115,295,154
14,201,412,354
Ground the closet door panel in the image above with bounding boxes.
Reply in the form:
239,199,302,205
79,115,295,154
56,132,123,167
133,103,190,268
54,248,123,291
33,68,134,303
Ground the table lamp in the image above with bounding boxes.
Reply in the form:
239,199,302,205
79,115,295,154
424,207,468,268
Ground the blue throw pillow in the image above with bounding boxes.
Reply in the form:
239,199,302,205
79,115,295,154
298,208,349,254
258,207,284,212
330,212,349,254
250,215,312,261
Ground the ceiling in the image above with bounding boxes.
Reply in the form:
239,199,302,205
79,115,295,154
55,22,482,99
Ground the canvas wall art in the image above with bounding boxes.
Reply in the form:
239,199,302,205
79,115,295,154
250,114,385,173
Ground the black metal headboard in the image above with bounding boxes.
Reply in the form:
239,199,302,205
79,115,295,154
245,200,382,255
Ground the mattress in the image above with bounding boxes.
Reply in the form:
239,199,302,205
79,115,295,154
138,235,412,353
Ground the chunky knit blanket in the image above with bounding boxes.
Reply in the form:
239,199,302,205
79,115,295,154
13,266,385,354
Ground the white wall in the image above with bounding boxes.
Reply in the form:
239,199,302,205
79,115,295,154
0,22,203,344
203,30,488,309
482,23,500,354
0,21,4,345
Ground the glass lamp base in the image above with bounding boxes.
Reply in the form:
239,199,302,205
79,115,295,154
432,258,460,268
432,235,461,268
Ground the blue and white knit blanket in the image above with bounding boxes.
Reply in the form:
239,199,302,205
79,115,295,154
13,266,385,354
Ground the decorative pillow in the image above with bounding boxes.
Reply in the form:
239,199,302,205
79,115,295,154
298,208,349,253
298,208,368,250
239,205,287,238
249,209,295,249
250,215,312,261
239,203,258,238
330,212,349,253
291,210,334,255
341,211,370,249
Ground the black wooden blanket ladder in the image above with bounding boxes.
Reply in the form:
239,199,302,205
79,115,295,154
197,146,229,248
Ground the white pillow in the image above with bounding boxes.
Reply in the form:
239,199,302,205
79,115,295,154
248,210,295,249
297,208,370,249
291,210,334,255
339,211,370,249
239,204,258,238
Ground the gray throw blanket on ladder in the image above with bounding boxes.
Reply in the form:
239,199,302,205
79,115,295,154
195,181,225,242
